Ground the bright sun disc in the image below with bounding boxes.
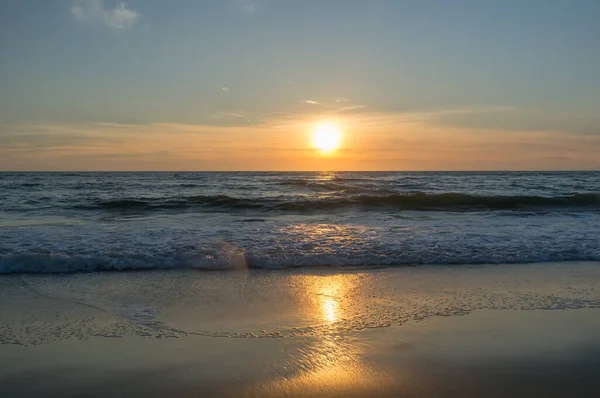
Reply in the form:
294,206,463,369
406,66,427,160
312,122,342,153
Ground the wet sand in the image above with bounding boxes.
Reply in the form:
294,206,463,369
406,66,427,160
2,262,600,397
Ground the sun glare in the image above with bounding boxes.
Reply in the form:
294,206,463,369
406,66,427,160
312,122,342,153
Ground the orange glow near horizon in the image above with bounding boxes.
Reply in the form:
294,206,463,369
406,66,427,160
3,114,600,171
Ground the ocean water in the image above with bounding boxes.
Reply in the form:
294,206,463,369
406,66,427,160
0,171,599,273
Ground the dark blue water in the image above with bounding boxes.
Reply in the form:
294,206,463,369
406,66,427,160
1,171,599,273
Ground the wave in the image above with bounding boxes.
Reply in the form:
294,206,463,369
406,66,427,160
2,251,599,274
178,183,206,188
277,179,396,194
79,193,600,213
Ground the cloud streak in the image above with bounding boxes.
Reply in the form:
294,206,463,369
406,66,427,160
260,106,510,129
71,0,139,30
336,105,367,113
238,0,257,14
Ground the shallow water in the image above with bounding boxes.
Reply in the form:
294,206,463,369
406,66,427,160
2,262,600,345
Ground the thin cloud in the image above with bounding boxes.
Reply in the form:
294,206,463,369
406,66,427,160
238,0,257,14
335,98,350,103
105,3,138,29
210,112,245,119
71,0,139,30
337,105,367,113
302,100,320,105
222,87,230,92
259,106,511,130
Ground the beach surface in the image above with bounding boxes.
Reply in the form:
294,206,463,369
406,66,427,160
2,262,600,397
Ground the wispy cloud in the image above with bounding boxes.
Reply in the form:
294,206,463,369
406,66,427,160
105,3,138,29
71,0,139,30
237,0,257,14
0,122,304,170
437,106,600,136
302,100,320,105
210,112,245,119
222,87,230,92
335,98,350,103
337,104,367,113
260,106,508,130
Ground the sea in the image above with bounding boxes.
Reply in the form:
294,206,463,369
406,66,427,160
1,171,599,274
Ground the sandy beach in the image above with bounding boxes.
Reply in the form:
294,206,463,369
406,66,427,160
2,262,600,397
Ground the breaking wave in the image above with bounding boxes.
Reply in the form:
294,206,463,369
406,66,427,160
80,193,600,213
2,250,599,274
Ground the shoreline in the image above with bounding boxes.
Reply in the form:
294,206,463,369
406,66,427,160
2,262,600,397
2,258,599,275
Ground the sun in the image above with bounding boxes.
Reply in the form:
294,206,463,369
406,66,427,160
312,122,342,153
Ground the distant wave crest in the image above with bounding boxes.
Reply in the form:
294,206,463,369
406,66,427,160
80,193,600,213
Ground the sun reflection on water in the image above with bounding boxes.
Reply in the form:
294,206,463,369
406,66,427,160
279,223,373,258
322,298,338,323
316,279,344,324
293,272,358,326
314,171,337,181
242,273,397,397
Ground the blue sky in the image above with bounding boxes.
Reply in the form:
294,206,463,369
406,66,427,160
1,0,599,170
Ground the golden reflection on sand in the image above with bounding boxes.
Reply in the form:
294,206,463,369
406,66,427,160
241,362,395,398
305,273,356,325
317,277,343,324
240,273,397,397
322,296,338,323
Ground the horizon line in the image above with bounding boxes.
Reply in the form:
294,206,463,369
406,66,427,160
1,170,599,173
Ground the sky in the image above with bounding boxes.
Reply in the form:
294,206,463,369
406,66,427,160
1,0,599,171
